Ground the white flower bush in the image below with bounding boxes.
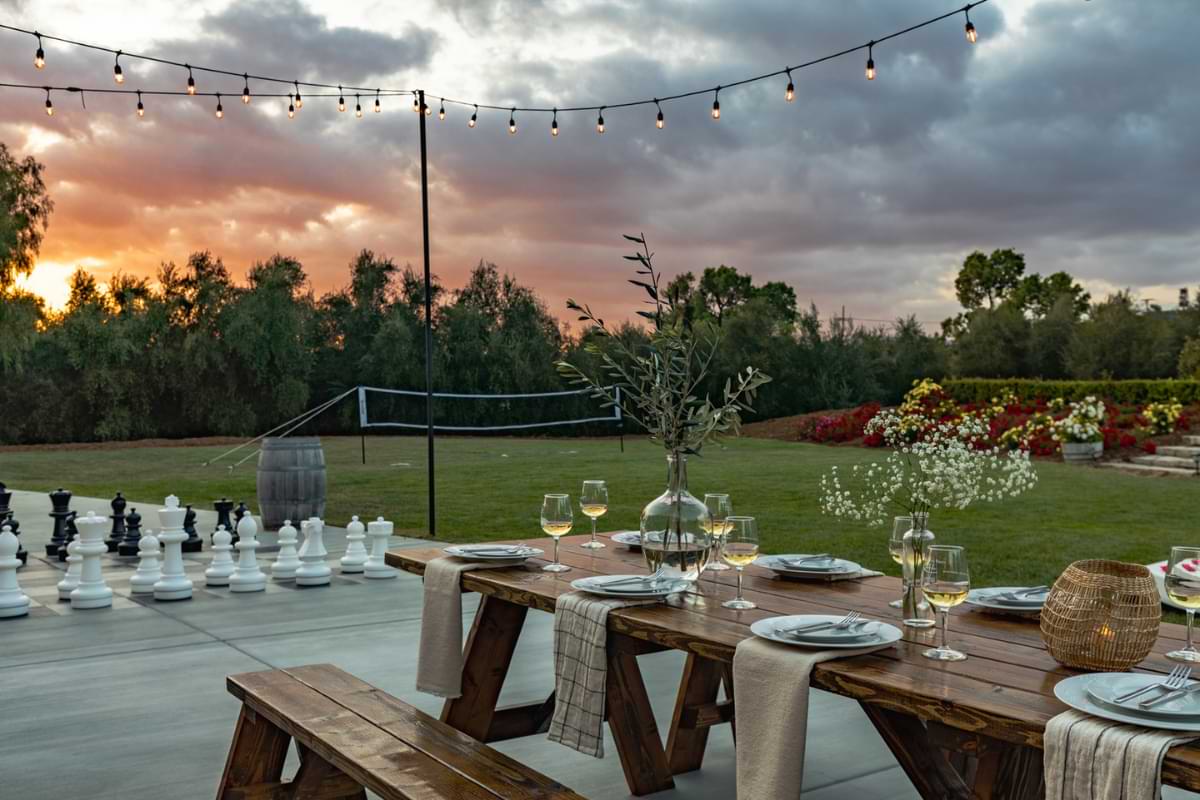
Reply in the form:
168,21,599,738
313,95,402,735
1051,396,1105,444
819,408,1039,525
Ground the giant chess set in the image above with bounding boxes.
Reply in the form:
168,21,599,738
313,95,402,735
0,483,398,620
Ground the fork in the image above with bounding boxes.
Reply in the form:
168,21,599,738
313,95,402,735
1140,670,1199,708
1114,665,1191,704
781,611,861,636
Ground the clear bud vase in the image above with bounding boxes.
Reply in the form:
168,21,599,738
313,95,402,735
639,452,712,582
902,512,936,628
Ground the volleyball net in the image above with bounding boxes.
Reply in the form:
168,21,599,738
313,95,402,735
357,385,622,433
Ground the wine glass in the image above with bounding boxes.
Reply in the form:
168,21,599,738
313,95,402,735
579,481,608,550
703,493,733,571
1165,546,1200,662
888,515,912,609
721,516,759,610
540,494,573,573
921,545,970,661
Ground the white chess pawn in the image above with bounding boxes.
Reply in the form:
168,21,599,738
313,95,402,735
271,520,301,581
0,526,30,618
229,513,266,593
206,526,236,587
71,510,113,609
57,537,83,600
364,516,397,579
340,515,368,574
129,533,162,594
295,516,331,587
153,494,193,601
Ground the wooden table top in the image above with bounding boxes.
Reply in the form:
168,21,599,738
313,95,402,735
387,533,1200,789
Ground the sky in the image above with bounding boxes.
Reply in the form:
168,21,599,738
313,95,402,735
1,0,1196,328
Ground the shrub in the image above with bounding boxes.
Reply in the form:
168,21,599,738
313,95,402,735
1141,399,1183,435
943,379,1200,406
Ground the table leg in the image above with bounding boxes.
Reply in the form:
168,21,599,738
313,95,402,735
666,654,731,774
606,632,675,796
440,595,528,741
216,705,291,799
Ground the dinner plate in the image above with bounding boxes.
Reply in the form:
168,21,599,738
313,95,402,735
966,587,1046,612
1054,674,1200,732
609,531,643,550
570,574,690,599
1085,673,1200,720
751,614,902,650
756,554,862,578
443,544,543,562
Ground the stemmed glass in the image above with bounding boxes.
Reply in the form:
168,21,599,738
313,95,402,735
888,515,912,609
540,494,573,573
921,545,970,661
703,493,733,571
721,516,759,610
1165,546,1200,662
579,480,608,549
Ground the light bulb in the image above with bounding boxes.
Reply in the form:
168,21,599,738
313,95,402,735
294,82,303,109
597,108,605,134
113,56,124,85
375,97,381,113
469,105,477,127
412,96,420,113
438,102,445,120
551,111,558,137
34,35,45,69
136,91,144,118
785,70,795,102
424,103,432,116
338,93,346,113
509,108,516,134
965,20,977,43
711,88,720,120
655,100,664,129
44,93,53,117
215,94,223,119
288,100,295,119
356,96,363,118
866,44,876,80
186,67,196,95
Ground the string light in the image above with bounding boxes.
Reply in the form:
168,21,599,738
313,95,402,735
113,50,124,84
355,95,363,118
785,69,795,102
596,106,605,134
288,96,295,118
186,65,196,95
438,100,445,120
242,73,250,104
655,99,664,129
711,87,720,120
412,95,420,113
551,108,558,137
424,101,431,116
469,104,477,128
866,42,876,80
214,92,223,119
338,86,346,112
508,107,516,134
294,81,302,109
375,90,381,113
964,6,977,42
34,32,44,69
136,89,144,117
43,88,52,116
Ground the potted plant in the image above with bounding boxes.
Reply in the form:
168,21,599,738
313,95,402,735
556,234,770,581
1054,396,1105,462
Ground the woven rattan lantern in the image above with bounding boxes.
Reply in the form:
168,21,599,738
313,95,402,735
1039,560,1160,671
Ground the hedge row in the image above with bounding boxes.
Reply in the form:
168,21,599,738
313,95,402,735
942,379,1200,406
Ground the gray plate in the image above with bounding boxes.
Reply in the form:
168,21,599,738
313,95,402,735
1086,674,1200,720
756,554,861,577
570,575,690,599
1054,674,1200,732
443,545,543,562
966,587,1045,611
751,615,902,650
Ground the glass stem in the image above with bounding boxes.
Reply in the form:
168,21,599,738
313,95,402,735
736,567,744,601
939,609,949,650
591,517,597,544
1189,610,1196,651
553,537,560,567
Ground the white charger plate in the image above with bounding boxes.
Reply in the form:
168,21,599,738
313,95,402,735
751,614,902,650
966,587,1046,612
1085,673,1200,720
756,554,862,578
1054,674,1200,732
570,574,690,599
609,532,643,549
443,544,543,562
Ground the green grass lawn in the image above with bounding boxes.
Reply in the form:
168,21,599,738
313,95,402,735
2,435,1194,589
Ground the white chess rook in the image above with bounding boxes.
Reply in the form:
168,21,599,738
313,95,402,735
71,510,114,609
229,513,267,593
271,520,300,581
57,537,83,601
129,533,162,594
153,495,193,601
340,515,368,574
0,526,30,618
295,516,331,587
364,516,397,579
206,526,236,587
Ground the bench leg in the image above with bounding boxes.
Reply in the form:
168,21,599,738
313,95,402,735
665,654,731,774
606,633,675,796
217,705,291,799
440,595,529,741
292,743,367,799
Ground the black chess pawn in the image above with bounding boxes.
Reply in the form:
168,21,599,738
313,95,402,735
58,510,79,561
0,483,22,566
117,508,143,556
231,501,249,546
106,491,127,552
46,487,72,556
213,498,235,545
181,504,202,553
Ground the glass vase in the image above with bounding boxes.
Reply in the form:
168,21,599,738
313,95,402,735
640,452,713,582
902,512,936,628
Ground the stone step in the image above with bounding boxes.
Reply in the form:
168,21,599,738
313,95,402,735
1183,435,1200,446
1132,454,1198,470
1100,462,1197,478
1157,445,1200,459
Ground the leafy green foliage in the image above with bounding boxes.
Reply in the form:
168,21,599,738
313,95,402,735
942,378,1200,406
0,143,53,291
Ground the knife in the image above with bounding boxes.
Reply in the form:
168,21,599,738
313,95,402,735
1139,682,1200,709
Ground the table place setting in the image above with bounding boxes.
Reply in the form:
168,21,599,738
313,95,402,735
750,611,904,649
607,530,642,550
569,573,689,599
754,552,882,582
442,543,543,562
964,584,1048,615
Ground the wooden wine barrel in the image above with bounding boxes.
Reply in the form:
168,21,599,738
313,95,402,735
256,437,327,530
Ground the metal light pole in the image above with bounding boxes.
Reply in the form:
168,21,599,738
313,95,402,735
418,89,436,538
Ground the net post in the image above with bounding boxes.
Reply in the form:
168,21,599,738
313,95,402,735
357,386,367,465
615,386,625,453
418,89,437,539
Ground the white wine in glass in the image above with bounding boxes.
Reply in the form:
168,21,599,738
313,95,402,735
579,480,608,550
703,493,733,571
887,515,911,609
540,493,573,573
921,545,969,662
721,516,759,610
1166,546,1200,662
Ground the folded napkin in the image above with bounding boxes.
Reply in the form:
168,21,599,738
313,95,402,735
733,634,891,799
1044,710,1197,800
547,591,654,757
416,556,520,698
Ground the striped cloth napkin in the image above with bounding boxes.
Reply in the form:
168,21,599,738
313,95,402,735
547,591,653,757
1044,710,1197,800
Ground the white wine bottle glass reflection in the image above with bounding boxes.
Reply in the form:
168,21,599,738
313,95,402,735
887,515,912,609
541,494,573,573
703,494,733,571
721,516,759,610
580,481,608,550
1166,546,1200,663
921,545,969,662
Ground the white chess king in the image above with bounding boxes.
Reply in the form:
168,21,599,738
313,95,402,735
0,526,30,618
129,533,162,594
71,510,113,609
229,512,266,593
153,495,193,601
340,515,368,574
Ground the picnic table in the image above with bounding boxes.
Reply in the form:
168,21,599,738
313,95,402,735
387,534,1200,798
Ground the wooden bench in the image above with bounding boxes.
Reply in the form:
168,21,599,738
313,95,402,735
218,663,587,800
